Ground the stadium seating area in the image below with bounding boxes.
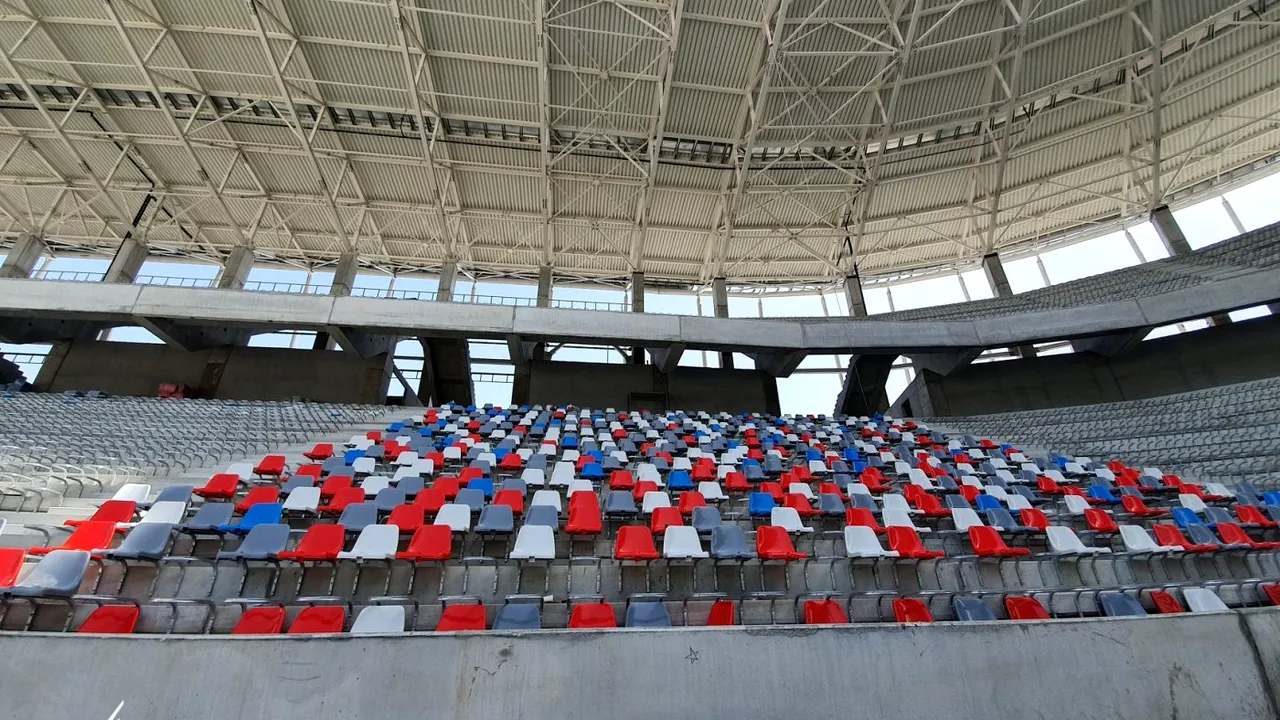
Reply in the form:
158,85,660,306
3,399,1280,635
0,394,387,511
928,377,1280,487
795,219,1280,323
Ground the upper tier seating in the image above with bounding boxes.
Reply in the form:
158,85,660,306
0,394,386,511
3,400,1279,635
924,377,1280,486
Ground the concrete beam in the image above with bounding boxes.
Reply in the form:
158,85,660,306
506,334,539,364
649,343,685,374
0,318,104,344
103,237,148,284
216,246,254,290
907,349,982,376
1070,328,1149,357
537,265,553,308
136,317,254,351
844,272,868,317
331,252,359,297
747,350,806,377
421,336,474,406
437,260,457,302
0,234,42,279
1151,205,1193,256
325,326,398,359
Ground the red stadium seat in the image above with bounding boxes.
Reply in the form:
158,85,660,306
893,598,934,623
1122,495,1169,517
303,443,334,461
1217,522,1280,549
1084,508,1119,534
0,548,26,587
319,475,354,499
569,602,617,629
253,455,286,477
288,606,346,634
1147,590,1183,614
1237,505,1279,528
433,477,461,499
1262,584,1280,607
65,500,136,530
77,605,140,634
1004,596,1049,620
724,472,751,492
397,525,454,561
614,526,660,560
632,480,660,501
566,493,603,535
413,487,448,514
886,527,944,559
235,487,279,514
783,494,819,518
437,604,486,632
649,507,683,535
278,524,346,561
317,487,364,516
1152,524,1217,552
386,504,425,533
803,599,848,624
845,508,887,534
231,606,287,635
705,600,736,626
29,520,116,556
609,470,635,490
1019,508,1050,532
755,526,806,560
678,491,707,516
493,489,524,516
193,473,240,500
968,526,1030,557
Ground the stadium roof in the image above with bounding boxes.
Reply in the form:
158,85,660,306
0,0,1274,288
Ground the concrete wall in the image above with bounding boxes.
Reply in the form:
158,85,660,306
0,611,1277,719
894,314,1280,416
34,339,390,404
525,359,780,413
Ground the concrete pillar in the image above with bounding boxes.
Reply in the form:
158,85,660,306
630,271,645,313
630,271,645,364
104,237,148,284
536,265,553,308
1150,205,1192,256
437,259,457,302
0,234,42,279
712,277,733,369
981,252,1013,297
216,246,254,290
982,252,1036,357
331,252,359,297
844,271,868,317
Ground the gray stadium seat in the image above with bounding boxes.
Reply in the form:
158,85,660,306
2,550,90,597
625,602,671,627
493,603,542,630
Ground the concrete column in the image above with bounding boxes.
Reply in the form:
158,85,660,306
331,251,359,297
436,260,457,302
981,252,1013,297
712,277,733,369
844,271,868,317
630,271,645,364
982,252,1036,357
536,265,553,308
0,233,42,279
1150,205,1192,256
216,246,254,290
630,271,645,313
104,237,148,284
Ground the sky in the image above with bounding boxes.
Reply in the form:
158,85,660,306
3,168,1278,414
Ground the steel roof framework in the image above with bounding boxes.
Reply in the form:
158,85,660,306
0,0,1272,288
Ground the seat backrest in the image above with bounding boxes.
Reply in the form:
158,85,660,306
569,602,617,629
951,508,983,531
625,602,671,627
283,486,322,512
1046,526,1089,553
1186,524,1222,546
770,507,805,531
691,506,722,532
13,550,90,596
337,502,378,532
1172,507,1202,528
1004,596,1049,620
1100,593,1147,617
78,605,141,634
892,598,933,623
112,483,152,503
435,503,472,532
437,604,487,631
0,548,26,587
710,524,755,559
288,606,347,634
344,524,400,559
1118,525,1161,552
803,599,849,624
524,505,560,529
662,526,707,558
530,490,562,511
476,504,515,533
492,604,542,630
114,522,174,559
351,605,406,634
231,606,286,634
844,525,891,557
233,523,291,559
953,597,996,621
511,525,556,560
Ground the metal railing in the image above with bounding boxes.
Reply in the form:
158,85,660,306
551,298,629,312
241,281,327,295
135,275,215,288
36,270,104,283
352,287,438,301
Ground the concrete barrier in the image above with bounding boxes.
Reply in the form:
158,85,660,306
1,611,1277,719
